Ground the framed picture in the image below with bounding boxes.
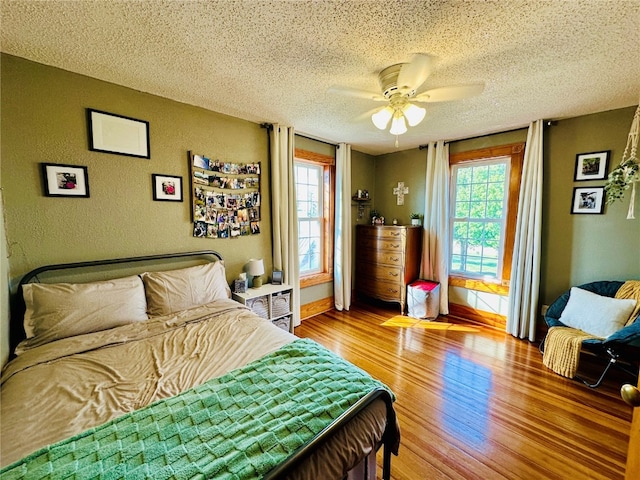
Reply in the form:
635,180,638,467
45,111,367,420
88,108,150,158
272,270,283,285
571,187,605,214
574,150,610,181
152,174,183,202
41,163,90,198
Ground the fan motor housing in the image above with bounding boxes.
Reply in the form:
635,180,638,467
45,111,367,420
379,64,414,99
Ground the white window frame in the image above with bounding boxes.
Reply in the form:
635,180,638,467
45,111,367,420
294,148,335,288
449,156,511,281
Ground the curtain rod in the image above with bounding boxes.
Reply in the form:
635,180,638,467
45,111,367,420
295,133,339,148
418,123,550,150
260,124,339,148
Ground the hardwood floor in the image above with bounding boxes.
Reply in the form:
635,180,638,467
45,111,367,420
294,300,635,480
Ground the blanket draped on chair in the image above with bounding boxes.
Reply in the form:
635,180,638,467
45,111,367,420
543,327,599,378
616,280,640,325
543,280,640,379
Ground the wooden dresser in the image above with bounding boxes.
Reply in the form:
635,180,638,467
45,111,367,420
355,225,422,312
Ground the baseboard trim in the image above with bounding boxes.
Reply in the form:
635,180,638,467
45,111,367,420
301,296,334,320
447,303,506,330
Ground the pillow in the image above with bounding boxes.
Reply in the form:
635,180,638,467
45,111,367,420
23,275,148,344
141,262,231,316
558,287,637,338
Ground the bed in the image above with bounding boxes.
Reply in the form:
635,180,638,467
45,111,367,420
0,251,399,479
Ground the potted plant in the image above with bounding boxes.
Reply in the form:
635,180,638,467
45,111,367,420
410,213,422,226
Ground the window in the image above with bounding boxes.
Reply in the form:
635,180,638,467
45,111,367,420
449,143,524,292
294,148,334,287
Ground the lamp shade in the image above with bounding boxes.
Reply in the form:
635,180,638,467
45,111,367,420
389,113,407,135
402,103,426,127
371,106,393,130
246,258,265,276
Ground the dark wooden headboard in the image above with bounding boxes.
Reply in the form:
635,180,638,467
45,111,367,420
10,250,224,356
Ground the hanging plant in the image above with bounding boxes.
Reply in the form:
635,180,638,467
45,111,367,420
603,103,639,218
604,156,639,205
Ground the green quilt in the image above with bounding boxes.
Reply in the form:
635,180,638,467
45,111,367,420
1,339,392,480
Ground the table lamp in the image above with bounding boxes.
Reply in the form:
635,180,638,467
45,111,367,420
246,258,265,288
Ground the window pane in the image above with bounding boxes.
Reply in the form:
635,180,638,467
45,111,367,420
456,184,471,202
488,164,506,182
457,168,472,184
472,165,489,183
455,201,470,218
469,201,486,219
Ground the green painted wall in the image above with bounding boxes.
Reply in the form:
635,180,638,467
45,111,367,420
1,54,273,360
374,148,426,225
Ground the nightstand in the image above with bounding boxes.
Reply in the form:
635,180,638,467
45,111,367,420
232,283,293,333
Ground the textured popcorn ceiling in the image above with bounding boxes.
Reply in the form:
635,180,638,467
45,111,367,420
1,0,639,155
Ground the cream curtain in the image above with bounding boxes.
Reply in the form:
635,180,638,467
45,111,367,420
506,120,544,341
421,141,450,314
334,143,352,311
269,124,301,327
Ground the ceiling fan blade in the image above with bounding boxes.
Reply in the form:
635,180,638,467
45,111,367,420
397,54,433,93
328,85,386,101
413,83,485,102
352,106,386,123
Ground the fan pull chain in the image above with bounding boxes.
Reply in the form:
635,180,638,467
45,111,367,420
395,135,400,148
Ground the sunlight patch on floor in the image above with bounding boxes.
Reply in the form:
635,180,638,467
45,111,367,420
381,315,480,332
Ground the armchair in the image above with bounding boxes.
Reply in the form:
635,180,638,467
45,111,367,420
542,280,640,388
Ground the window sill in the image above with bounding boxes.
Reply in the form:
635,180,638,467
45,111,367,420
449,275,509,295
300,272,333,288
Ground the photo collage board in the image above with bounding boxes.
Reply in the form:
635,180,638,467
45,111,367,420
189,151,261,239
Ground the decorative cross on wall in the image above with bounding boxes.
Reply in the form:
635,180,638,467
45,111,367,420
393,182,409,205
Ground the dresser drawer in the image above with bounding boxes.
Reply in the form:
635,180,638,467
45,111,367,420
363,227,405,240
358,263,403,283
357,237,404,252
359,277,403,302
357,248,404,266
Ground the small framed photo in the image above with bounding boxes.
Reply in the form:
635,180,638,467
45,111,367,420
571,187,605,214
272,270,283,285
41,163,90,198
574,151,610,181
88,108,150,159
152,174,183,202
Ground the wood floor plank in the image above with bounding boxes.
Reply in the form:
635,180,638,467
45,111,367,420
294,301,635,480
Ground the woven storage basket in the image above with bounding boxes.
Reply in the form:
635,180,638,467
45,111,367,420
272,315,291,332
247,295,269,319
271,291,291,317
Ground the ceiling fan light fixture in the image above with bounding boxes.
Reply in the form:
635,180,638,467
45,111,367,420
371,106,393,130
389,113,407,135
402,102,426,127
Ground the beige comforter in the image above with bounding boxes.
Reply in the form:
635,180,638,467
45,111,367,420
1,299,389,478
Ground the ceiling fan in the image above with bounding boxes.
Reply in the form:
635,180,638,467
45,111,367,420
329,54,484,141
